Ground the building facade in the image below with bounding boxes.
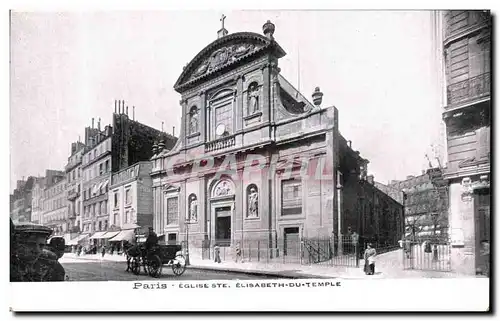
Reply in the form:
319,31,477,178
109,161,154,231
440,10,491,275
10,177,35,223
31,177,46,224
81,119,113,236
42,175,67,235
150,20,398,257
376,169,449,239
65,141,85,233
81,104,176,240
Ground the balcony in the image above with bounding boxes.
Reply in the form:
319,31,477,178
67,190,80,201
205,134,236,153
446,72,490,109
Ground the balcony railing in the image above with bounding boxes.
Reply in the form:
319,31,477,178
67,190,80,201
205,135,236,152
446,72,490,108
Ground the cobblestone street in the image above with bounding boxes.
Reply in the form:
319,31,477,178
61,259,285,281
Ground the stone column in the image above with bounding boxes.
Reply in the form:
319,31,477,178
261,63,271,123
199,91,206,143
235,76,243,132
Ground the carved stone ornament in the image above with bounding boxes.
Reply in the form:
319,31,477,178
247,186,259,218
461,177,473,202
188,194,198,222
214,180,234,197
190,43,258,81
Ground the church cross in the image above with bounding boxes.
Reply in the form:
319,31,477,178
220,14,226,29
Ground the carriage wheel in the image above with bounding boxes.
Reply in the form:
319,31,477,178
172,254,187,276
147,255,162,278
131,257,141,275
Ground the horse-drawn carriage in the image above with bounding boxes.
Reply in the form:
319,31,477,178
124,242,187,278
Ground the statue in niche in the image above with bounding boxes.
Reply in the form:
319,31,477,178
189,108,199,134
215,181,231,197
248,186,258,218
189,195,198,222
247,83,260,114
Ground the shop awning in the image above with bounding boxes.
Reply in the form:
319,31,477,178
102,231,120,239
109,230,135,242
67,234,89,246
89,231,108,239
122,223,141,230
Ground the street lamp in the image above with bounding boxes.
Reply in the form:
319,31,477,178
185,219,190,266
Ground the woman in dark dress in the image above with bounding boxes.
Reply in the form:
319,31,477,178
363,243,377,275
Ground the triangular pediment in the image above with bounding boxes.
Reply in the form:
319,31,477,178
174,32,286,93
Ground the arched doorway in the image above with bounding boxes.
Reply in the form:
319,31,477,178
209,178,235,247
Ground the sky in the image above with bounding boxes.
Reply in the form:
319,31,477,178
9,10,445,192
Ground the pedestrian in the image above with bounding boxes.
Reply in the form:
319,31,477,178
214,244,221,263
363,243,377,275
234,242,242,263
101,245,106,258
479,240,490,277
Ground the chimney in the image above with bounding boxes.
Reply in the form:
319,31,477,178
92,118,94,128
161,122,164,132
126,106,129,116
98,118,101,131
133,106,135,120
118,100,122,114
122,100,125,114
173,126,175,136
348,140,352,148
114,100,117,113
158,140,165,152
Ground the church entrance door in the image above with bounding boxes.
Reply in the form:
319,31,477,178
215,206,231,247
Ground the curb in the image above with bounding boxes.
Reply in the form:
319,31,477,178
187,264,332,279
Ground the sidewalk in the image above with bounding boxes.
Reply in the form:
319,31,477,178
61,250,467,279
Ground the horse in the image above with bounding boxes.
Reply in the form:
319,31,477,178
122,240,143,272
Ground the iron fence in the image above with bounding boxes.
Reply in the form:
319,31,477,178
402,236,451,272
194,236,374,268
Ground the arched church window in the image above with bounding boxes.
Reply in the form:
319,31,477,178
247,82,260,115
188,106,199,134
246,184,259,218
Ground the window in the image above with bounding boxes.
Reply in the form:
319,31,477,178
103,200,107,214
97,201,101,215
99,163,103,175
166,197,179,225
105,160,110,173
94,150,97,159
214,103,233,138
281,178,302,215
114,213,119,226
98,221,102,231
114,193,119,208
124,210,130,224
104,220,108,230
125,188,132,205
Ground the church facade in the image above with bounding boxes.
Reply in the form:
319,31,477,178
150,20,372,253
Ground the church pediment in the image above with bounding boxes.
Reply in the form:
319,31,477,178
174,32,285,93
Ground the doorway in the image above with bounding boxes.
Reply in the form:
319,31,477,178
215,206,231,247
284,227,300,256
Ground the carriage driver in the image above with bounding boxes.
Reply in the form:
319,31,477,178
144,227,159,254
